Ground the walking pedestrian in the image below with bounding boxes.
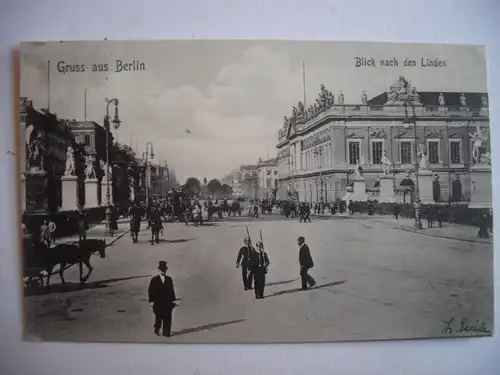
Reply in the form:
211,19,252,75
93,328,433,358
252,241,270,299
298,236,316,290
40,220,50,247
48,219,57,244
393,203,400,220
236,237,255,290
426,206,435,228
148,261,177,337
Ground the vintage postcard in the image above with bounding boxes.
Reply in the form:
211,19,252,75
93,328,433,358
19,40,493,343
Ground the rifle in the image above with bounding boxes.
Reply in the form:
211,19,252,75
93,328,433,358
259,229,269,271
245,225,253,249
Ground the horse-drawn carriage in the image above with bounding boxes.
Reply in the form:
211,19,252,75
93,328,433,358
23,229,107,291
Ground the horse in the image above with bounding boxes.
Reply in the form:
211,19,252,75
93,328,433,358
29,238,106,288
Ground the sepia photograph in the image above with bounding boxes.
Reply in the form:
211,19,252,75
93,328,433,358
18,40,493,343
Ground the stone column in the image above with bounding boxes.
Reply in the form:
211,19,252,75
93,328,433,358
352,178,367,201
469,164,492,209
85,178,99,208
417,170,434,204
20,173,26,212
100,177,113,206
61,175,79,211
379,175,395,203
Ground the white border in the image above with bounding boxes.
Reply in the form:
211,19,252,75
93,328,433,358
1,1,499,375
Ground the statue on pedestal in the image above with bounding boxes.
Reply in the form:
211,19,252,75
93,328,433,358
361,91,368,105
64,146,76,176
460,93,467,107
100,159,112,179
438,92,445,106
417,144,430,170
338,90,344,104
381,150,392,175
354,159,363,179
84,155,96,179
25,124,46,174
469,125,488,164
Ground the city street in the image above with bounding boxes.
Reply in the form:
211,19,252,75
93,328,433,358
24,214,493,343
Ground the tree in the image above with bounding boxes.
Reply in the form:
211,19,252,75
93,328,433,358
184,177,201,196
207,178,222,197
221,184,232,197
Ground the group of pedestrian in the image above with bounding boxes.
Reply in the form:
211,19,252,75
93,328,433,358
236,238,270,299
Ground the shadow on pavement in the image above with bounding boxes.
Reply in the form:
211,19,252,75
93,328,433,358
25,274,151,296
148,238,193,244
171,319,246,337
266,280,348,298
266,278,299,287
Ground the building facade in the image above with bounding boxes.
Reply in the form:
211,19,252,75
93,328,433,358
239,164,259,199
276,77,490,204
256,158,278,199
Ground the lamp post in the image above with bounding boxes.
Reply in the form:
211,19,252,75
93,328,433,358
403,101,422,230
143,142,155,204
104,98,120,237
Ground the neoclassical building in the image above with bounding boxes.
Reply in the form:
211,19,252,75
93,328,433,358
276,77,490,204
256,157,278,199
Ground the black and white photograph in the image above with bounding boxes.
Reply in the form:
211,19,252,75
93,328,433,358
19,40,493,343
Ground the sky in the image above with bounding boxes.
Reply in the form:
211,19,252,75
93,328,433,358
20,40,487,183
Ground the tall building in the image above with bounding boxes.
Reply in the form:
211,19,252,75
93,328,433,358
276,77,490,204
239,164,259,199
256,157,278,199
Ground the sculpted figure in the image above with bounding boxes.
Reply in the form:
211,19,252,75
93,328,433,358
381,150,392,175
338,90,344,104
417,145,430,170
84,155,96,179
460,93,467,107
64,146,76,176
354,159,363,179
438,92,445,106
469,125,487,164
361,90,368,105
481,95,488,107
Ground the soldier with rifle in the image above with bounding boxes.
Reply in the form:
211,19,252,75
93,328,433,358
235,227,256,291
252,230,270,299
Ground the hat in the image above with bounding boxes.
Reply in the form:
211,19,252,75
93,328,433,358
297,236,305,242
158,261,168,271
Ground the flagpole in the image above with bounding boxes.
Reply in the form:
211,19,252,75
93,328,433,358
47,60,51,111
302,62,306,107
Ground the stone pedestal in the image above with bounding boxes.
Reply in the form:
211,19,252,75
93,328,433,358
469,164,492,209
61,175,79,211
379,175,395,203
100,177,113,206
84,178,99,208
25,172,48,212
417,169,434,204
20,173,26,212
352,178,367,201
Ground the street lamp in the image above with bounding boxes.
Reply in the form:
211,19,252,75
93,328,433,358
402,101,422,230
104,98,120,237
143,142,155,204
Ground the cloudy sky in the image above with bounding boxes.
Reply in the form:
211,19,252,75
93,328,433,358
20,40,487,183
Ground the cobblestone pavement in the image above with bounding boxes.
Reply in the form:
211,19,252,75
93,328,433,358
23,214,493,343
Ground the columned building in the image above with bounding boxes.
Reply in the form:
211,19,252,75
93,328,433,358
276,77,490,204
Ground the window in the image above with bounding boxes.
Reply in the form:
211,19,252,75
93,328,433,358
450,140,462,164
400,141,413,164
348,141,361,165
371,141,383,164
427,140,440,164
84,135,91,146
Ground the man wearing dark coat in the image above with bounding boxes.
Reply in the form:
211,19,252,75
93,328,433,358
432,175,441,202
452,174,462,202
298,236,316,290
148,261,177,337
252,241,270,299
236,237,255,290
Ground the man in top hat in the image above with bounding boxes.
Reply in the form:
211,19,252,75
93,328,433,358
298,236,316,290
148,261,177,337
252,241,270,299
236,237,255,290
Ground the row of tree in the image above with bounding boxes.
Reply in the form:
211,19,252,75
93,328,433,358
183,177,232,197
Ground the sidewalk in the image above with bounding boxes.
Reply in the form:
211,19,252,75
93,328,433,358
371,215,493,244
54,222,130,245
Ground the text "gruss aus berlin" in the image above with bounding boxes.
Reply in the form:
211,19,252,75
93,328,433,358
56,60,147,74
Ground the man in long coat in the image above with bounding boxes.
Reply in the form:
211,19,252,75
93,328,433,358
298,236,316,290
252,241,270,299
236,237,255,290
148,261,177,337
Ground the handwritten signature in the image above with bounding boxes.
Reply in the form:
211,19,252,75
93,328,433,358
442,317,491,335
